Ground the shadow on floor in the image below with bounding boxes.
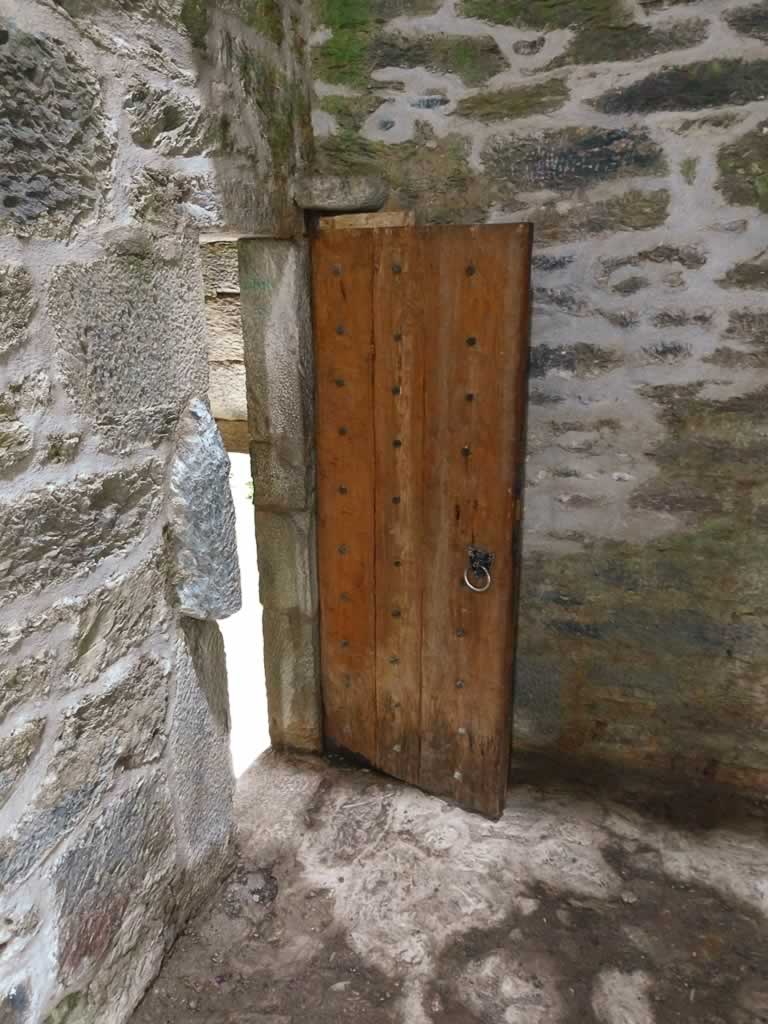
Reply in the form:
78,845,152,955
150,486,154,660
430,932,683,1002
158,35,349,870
131,752,768,1024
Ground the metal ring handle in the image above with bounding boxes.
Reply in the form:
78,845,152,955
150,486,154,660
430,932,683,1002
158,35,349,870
463,564,492,593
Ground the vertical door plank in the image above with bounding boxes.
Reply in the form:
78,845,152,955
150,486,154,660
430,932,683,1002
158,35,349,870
419,224,532,818
372,229,428,783
313,229,377,764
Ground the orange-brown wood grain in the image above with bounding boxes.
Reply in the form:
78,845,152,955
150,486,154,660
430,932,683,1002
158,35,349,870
311,221,532,816
418,224,532,818
313,228,377,764
372,229,429,783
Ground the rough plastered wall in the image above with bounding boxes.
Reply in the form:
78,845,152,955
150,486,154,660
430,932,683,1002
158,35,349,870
0,0,311,1020
311,0,768,793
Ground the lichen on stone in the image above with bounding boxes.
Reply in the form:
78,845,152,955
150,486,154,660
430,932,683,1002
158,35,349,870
483,126,666,195
529,343,620,378
724,1,768,42
459,0,625,30
526,190,670,244
593,58,768,114
454,79,568,121
718,254,768,289
370,32,507,86
547,17,708,68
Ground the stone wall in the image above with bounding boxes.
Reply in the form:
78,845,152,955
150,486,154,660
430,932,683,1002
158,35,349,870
202,242,248,453
311,0,768,792
0,0,311,1021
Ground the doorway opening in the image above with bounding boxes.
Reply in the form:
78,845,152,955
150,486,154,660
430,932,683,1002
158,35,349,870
200,239,270,777
221,451,269,775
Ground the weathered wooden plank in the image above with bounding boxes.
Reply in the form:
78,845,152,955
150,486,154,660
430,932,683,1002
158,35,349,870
317,211,416,232
418,223,532,818
371,228,428,783
312,228,377,764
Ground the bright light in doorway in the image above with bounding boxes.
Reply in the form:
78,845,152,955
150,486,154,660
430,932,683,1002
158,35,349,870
220,452,270,776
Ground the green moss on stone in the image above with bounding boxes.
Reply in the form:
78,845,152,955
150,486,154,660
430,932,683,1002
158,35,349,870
549,17,707,67
454,78,568,121
235,44,300,172
312,0,445,87
320,94,385,132
459,0,625,30
180,0,209,48
370,32,507,86
594,58,768,114
718,120,768,212
313,29,373,88
316,0,440,27
483,126,665,194
725,1,768,41
317,124,490,222
238,0,284,44
680,156,698,185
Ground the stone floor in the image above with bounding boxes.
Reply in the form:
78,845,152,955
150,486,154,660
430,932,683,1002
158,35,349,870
131,752,768,1024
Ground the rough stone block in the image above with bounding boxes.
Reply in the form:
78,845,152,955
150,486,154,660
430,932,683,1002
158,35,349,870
169,399,242,620
216,418,250,453
51,774,176,988
726,2,768,41
594,58,768,114
205,295,244,360
0,547,169,725
170,619,234,914
0,372,50,420
0,719,45,810
0,419,32,473
251,440,312,510
0,655,52,725
530,190,670,245
718,119,768,213
262,608,321,753
483,127,665,194
67,548,171,684
209,361,247,422
201,242,241,297
254,510,317,616
49,245,208,449
239,240,313,449
125,80,212,156
0,460,163,608
0,655,169,890
293,174,389,212
0,22,113,236
130,167,300,237
0,264,35,357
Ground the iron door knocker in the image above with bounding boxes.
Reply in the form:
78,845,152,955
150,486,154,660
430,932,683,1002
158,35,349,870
464,545,494,593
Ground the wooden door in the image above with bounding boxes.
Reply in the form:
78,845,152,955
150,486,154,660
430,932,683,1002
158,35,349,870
312,222,532,818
